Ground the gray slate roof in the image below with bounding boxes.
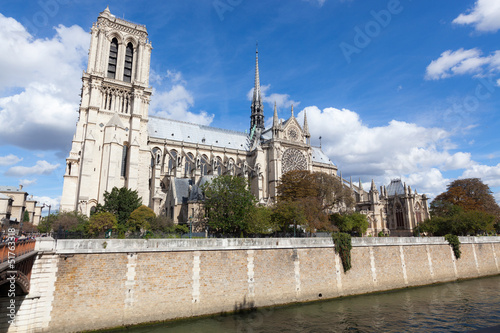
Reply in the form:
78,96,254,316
148,116,335,165
0,186,25,193
149,116,249,151
173,178,193,204
386,179,405,196
312,147,335,166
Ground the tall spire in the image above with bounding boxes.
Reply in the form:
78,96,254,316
250,43,264,132
253,43,261,103
273,101,278,127
303,110,309,133
291,104,294,118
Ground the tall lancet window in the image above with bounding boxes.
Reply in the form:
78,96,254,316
124,42,134,83
107,38,118,79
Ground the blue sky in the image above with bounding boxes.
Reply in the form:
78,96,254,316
1,0,500,211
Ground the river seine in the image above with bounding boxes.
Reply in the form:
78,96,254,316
103,275,500,332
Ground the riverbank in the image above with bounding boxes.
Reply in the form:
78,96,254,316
2,236,500,332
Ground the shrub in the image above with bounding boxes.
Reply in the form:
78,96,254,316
332,232,352,272
444,234,461,259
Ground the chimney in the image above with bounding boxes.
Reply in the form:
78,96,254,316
19,184,23,190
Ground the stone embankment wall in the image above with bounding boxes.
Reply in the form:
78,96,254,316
2,236,500,332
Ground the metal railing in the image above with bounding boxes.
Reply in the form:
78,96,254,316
0,239,36,263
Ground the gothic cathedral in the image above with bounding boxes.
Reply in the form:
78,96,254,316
61,8,429,236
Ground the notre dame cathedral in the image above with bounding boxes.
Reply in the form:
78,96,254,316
60,8,429,236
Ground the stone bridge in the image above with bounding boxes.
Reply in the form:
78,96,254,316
0,240,37,296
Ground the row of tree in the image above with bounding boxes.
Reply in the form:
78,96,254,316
203,172,368,237
420,178,500,236
38,187,187,237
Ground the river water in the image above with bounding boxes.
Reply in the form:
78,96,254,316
103,275,500,333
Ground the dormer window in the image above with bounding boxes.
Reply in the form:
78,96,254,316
107,38,118,79
124,42,133,83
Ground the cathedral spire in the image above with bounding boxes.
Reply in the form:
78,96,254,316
371,179,376,191
273,101,278,127
250,43,264,132
303,110,309,135
291,104,294,118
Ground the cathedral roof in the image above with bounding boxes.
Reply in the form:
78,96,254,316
311,147,335,166
149,116,335,166
386,179,404,196
148,116,250,151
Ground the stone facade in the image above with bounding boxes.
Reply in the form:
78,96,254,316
3,237,500,332
61,8,428,236
60,8,336,219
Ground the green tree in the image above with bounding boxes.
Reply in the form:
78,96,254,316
37,213,58,233
202,175,256,236
271,200,307,234
23,210,30,222
276,171,355,233
431,178,500,220
97,187,142,231
128,205,156,231
330,212,369,236
424,178,499,236
246,206,277,235
52,211,89,233
150,215,174,232
420,210,495,236
88,212,118,235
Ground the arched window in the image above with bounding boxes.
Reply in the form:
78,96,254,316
124,42,133,83
200,155,208,176
185,153,193,177
107,38,118,79
415,203,422,224
216,158,222,176
168,150,177,174
395,204,404,229
151,148,161,167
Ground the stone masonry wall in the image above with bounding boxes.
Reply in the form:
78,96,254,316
2,237,500,333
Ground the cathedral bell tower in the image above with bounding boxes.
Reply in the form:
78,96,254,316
60,7,152,215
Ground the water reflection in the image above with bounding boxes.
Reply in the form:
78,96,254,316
101,275,500,332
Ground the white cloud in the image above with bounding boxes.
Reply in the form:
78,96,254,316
0,14,89,153
149,69,214,125
461,163,500,187
5,160,60,177
302,0,327,7
0,154,22,166
400,168,450,199
425,48,500,80
33,195,61,213
150,85,214,125
295,106,477,198
19,179,37,187
247,84,299,110
453,0,500,32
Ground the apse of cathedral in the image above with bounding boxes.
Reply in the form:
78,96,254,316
60,8,429,236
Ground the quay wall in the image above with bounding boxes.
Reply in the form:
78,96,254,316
2,236,500,332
